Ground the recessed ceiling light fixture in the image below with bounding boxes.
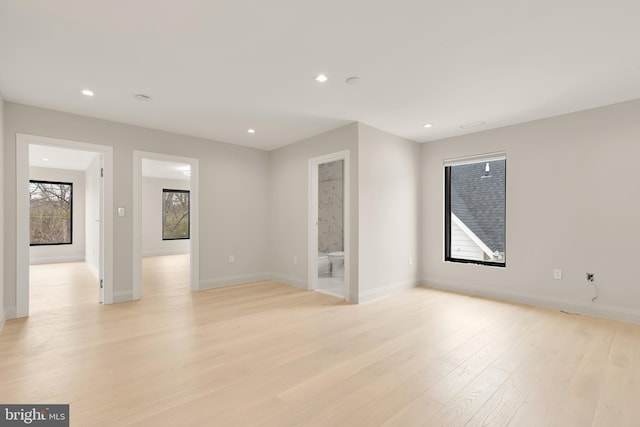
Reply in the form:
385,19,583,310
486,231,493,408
42,158,49,161
460,121,486,129
134,93,152,102
247,129,256,134
315,74,328,83
82,89,94,97
423,123,433,128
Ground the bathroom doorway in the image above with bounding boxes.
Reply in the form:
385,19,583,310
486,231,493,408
308,150,350,300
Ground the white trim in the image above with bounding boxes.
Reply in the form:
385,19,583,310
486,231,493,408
451,213,494,258
308,150,351,301
199,273,271,290
423,280,640,325
270,273,307,290
444,151,506,167
0,308,5,332
133,151,200,299
16,134,114,317
5,306,16,320
113,290,133,303
359,280,419,303
29,256,85,265
142,249,190,257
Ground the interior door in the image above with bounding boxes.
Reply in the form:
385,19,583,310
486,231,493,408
98,154,105,303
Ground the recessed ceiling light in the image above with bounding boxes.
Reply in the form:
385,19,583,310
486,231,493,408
82,89,94,97
248,129,256,134
42,158,49,161
423,123,433,128
315,74,328,83
460,121,486,129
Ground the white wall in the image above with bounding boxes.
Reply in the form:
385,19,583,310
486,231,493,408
0,94,4,329
29,166,86,264
4,102,270,316
269,123,359,301
357,123,421,302
85,154,101,276
422,98,640,323
142,176,190,256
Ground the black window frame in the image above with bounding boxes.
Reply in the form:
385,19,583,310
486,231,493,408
162,189,190,240
444,159,506,268
29,179,74,246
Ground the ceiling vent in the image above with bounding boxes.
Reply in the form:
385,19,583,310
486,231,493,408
134,93,152,102
460,121,485,129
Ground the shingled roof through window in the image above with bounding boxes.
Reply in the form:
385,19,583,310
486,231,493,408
450,160,505,254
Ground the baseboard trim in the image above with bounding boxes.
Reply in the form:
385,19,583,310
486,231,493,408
0,308,5,332
143,250,189,257
5,306,17,320
30,255,85,265
423,279,640,324
112,290,134,303
269,273,308,290
359,280,418,303
199,273,272,291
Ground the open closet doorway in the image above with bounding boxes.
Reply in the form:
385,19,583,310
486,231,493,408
16,134,114,318
308,150,350,300
132,152,199,299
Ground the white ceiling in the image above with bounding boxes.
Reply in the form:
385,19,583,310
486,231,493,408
2,1,640,151
29,144,98,170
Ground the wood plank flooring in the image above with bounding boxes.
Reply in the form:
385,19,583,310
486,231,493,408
1,255,639,426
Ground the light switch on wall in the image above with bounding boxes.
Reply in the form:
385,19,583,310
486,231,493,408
117,207,126,217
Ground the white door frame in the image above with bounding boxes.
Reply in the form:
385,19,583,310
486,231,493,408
16,134,114,317
308,150,350,301
132,151,200,298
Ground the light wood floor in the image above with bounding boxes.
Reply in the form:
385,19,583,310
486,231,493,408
1,256,640,426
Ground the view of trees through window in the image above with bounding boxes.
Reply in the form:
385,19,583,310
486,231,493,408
30,180,73,245
163,189,190,240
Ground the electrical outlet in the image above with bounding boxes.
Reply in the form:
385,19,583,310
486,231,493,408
553,269,562,280
228,255,235,264
408,257,413,265
293,255,298,264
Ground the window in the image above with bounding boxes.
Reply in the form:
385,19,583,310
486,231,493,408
444,155,506,266
163,189,190,240
30,180,73,245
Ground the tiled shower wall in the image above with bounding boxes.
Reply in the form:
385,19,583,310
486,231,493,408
318,160,344,254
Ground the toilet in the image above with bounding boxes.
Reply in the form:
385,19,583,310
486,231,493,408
328,251,344,278
317,253,331,277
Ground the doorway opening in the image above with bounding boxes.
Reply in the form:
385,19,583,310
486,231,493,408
16,134,113,318
133,151,199,299
308,150,350,301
